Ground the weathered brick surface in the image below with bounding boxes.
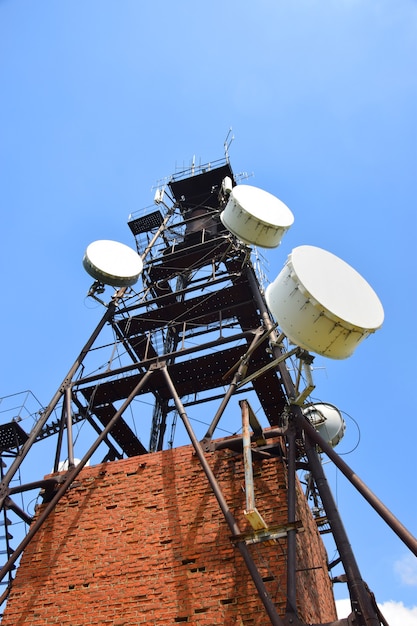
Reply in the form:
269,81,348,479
2,439,337,625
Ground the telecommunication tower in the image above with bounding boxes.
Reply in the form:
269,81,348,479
0,151,415,626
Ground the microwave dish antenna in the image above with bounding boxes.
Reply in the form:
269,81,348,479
82,240,143,287
303,402,346,448
265,245,384,359
220,184,294,248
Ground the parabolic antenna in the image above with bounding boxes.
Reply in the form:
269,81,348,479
265,245,384,359
83,240,143,287
303,402,346,448
56,458,90,472
220,184,294,248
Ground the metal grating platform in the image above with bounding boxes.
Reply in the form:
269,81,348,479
0,422,29,453
128,210,163,235
169,163,235,211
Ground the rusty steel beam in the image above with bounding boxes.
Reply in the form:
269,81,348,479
160,364,286,626
303,430,380,626
301,415,417,557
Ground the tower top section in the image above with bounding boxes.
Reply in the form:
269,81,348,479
168,159,235,213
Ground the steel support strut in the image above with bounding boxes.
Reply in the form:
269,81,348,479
65,386,75,469
160,365,285,626
301,417,417,557
0,368,154,587
202,326,265,442
303,431,380,626
244,265,386,625
0,296,120,507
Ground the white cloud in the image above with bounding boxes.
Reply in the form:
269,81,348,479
336,598,351,618
394,553,417,587
336,599,417,626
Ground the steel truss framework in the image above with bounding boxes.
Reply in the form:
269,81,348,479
0,158,415,626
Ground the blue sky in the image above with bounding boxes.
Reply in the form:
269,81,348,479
1,1,416,624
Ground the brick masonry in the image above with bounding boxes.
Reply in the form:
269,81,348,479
2,438,337,625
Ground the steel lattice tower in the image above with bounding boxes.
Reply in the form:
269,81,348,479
0,156,415,626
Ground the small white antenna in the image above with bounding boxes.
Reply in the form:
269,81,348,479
154,188,164,204
224,127,234,162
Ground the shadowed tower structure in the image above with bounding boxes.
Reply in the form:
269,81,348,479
0,151,415,625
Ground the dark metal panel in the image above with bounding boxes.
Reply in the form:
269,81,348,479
81,345,248,406
0,423,28,453
116,283,258,336
119,333,158,362
80,342,287,428
168,163,234,210
128,210,163,235
147,236,232,281
92,403,148,457
251,374,287,425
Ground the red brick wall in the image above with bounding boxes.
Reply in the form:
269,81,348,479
2,441,337,625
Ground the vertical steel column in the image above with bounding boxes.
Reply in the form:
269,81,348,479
160,365,285,626
244,267,296,395
245,265,385,625
301,416,417,557
242,400,255,513
65,387,75,469
303,431,380,626
53,401,67,473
